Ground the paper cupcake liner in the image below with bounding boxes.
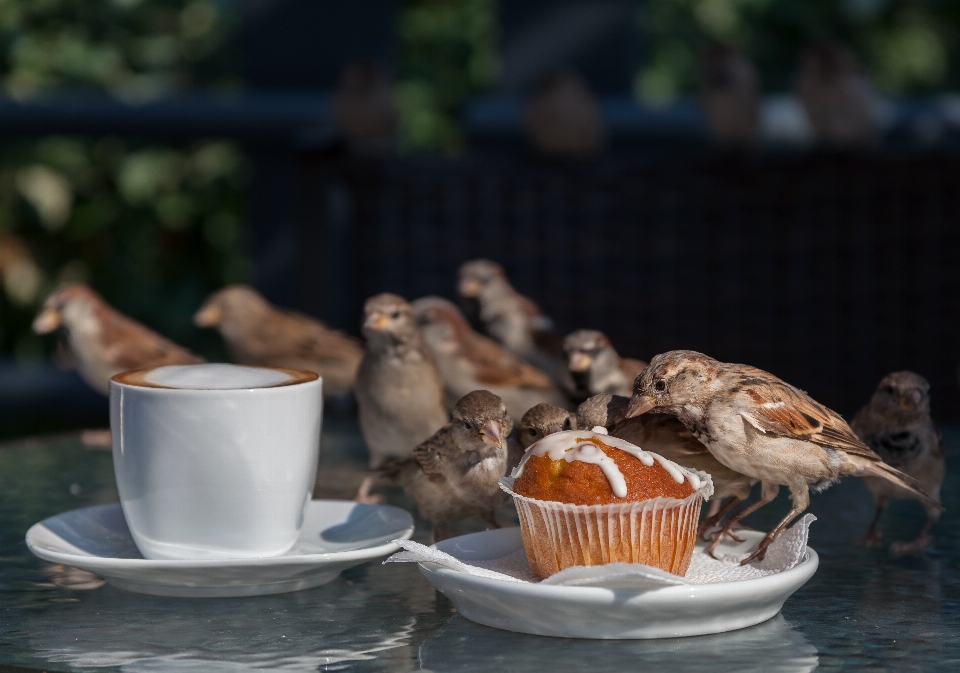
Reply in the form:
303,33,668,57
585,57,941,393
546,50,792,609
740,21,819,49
500,478,706,578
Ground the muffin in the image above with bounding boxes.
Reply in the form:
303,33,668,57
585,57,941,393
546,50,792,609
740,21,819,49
500,427,713,578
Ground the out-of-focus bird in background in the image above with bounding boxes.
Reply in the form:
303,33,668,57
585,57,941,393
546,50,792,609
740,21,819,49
509,401,576,469
32,283,203,396
627,351,941,563
563,329,646,404
412,296,569,422
699,41,761,147
457,258,567,386
379,390,511,542
194,284,363,399
354,293,448,502
851,372,944,554
333,59,398,155
577,392,756,538
797,40,879,147
525,69,605,158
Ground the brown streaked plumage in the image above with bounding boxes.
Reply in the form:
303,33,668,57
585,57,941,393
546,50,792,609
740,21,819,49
507,402,576,470
33,283,203,395
412,296,569,421
193,285,363,398
851,372,945,554
626,350,941,564
379,390,511,542
457,259,567,386
577,392,756,537
564,329,646,404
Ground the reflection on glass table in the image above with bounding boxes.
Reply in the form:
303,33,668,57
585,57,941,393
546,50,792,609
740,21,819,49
0,417,958,672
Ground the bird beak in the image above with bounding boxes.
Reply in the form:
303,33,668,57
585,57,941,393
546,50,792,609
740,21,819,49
480,420,504,448
458,278,482,298
193,304,222,328
625,393,655,418
568,352,592,372
364,312,390,331
32,308,60,334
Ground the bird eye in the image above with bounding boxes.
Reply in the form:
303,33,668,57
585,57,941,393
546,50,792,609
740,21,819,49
884,385,896,395
527,427,537,436
390,310,400,319
563,418,572,430
654,379,666,392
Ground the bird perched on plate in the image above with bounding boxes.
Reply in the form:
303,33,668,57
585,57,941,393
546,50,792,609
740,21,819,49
355,293,448,502
193,284,363,399
850,372,944,554
577,392,756,538
625,351,941,564
508,402,576,470
797,40,879,147
333,59,398,155
457,259,567,386
525,69,605,158
412,296,569,421
32,283,203,395
379,390,511,542
563,329,646,404
699,41,761,147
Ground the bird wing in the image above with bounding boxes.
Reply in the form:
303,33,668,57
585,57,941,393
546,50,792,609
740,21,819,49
101,312,202,371
248,309,363,364
412,425,455,481
618,357,647,382
736,369,880,460
466,332,555,389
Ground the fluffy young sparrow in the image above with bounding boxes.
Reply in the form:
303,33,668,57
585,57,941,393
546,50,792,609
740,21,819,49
563,329,646,403
379,390,511,542
797,40,878,147
194,284,363,398
577,393,756,538
33,283,203,395
851,372,944,554
457,259,567,385
700,42,761,147
412,296,569,421
626,351,940,564
524,69,605,158
508,402,577,470
354,293,448,503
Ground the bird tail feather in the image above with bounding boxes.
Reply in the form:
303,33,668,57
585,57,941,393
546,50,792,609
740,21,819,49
860,459,942,510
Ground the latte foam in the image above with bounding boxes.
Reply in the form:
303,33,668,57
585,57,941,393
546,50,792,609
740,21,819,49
113,364,317,390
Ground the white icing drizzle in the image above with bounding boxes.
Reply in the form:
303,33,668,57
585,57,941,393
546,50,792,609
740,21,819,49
591,426,609,435
511,429,702,498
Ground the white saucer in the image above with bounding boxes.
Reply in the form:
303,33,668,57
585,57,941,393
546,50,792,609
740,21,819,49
418,528,818,639
26,500,414,597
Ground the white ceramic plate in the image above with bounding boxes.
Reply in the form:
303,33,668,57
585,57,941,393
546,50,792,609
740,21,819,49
418,528,818,639
26,500,414,597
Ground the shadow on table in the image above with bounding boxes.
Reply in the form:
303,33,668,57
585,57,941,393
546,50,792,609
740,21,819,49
419,613,818,673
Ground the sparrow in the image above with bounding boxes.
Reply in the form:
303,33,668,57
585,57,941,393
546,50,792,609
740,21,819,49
32,283,203,395
563,329,646,404
379,390,511,542
525,69,605,158
577,392,756,538
193,284,363,398
850,372,945,554
508,401,576,469
699,42,761,147
333,59,398,155
457,258,567,385
354,293,448,501
797,40,879,147
412,295,569,422
625,351,941,564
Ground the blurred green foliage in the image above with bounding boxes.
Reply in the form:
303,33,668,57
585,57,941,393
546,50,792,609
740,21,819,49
0,0,246,362
637,0,960,105
396,0,499,152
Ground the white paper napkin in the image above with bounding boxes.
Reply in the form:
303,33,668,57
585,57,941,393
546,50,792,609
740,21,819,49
384,514,816,589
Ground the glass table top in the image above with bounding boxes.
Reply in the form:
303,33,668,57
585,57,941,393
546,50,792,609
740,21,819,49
1,417,958,672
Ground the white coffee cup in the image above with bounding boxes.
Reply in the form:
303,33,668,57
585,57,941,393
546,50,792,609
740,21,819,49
109,363,323,560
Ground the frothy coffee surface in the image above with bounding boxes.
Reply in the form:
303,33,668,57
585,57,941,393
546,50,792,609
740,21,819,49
115,364,316,389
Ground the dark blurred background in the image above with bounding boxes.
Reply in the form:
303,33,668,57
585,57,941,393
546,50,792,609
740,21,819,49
0,0,958,438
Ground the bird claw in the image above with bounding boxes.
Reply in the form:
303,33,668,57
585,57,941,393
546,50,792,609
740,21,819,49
889,534,934,556
740,545,768,565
